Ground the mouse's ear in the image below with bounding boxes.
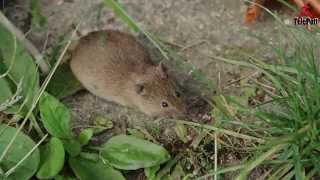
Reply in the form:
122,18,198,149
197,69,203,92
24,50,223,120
135,83,145,95
157,62,168,79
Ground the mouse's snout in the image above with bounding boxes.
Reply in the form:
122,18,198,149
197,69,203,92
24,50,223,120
168,95,190,119
159,111,187,119
167,104,189,119
146,103,188,119
179,105,189,117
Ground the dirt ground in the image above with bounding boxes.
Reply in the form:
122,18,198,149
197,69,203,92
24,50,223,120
3,0,297,179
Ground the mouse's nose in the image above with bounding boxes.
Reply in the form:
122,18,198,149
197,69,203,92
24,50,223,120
160,109,187,119
172,107,188,119
181,107,189,117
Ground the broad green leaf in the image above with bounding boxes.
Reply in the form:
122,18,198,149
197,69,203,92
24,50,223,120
0,57,6,72
69,155,125,180
78,129,93,146
0,78,13,104
61,139,81,157
0,75,21,113
0,125,40,180
79,152,99,161
47,64,82,99
36,137,65,179
101,135,170,170
39,92,72,139
0,23,39,112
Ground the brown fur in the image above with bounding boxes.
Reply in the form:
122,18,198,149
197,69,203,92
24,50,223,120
70,30,187,117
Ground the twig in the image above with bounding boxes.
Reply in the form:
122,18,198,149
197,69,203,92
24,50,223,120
222,71,259,89
214,132,218,180
0,11,50,74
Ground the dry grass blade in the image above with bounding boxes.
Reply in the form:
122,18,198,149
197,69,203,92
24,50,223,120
103,0,169,60
171,119,265,143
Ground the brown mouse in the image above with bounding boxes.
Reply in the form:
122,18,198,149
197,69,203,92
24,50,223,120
70,30,187,117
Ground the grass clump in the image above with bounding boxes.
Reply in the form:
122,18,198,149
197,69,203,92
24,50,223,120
233,28,320,179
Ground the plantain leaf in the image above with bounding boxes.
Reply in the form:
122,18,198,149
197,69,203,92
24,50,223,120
78,129,93,146
69,154,125,180
0,78,13,105
36,137,65,179
61,139,81,157
101,135,170,170
0,23,39,113
47,63,82,99
0,125,40,180
39,92,72,139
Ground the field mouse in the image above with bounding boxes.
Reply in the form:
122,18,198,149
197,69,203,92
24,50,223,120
70,30,187,117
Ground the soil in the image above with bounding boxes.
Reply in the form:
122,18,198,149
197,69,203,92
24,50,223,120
2,0,297,179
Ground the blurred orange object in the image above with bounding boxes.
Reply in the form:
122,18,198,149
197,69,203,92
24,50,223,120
244,0,320,25
244,0,265,24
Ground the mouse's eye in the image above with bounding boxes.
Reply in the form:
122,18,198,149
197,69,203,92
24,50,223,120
161,101,169,108
175,91,181,98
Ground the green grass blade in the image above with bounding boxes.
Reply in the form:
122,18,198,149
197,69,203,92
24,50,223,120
103,0,168,59
236,144,286,180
